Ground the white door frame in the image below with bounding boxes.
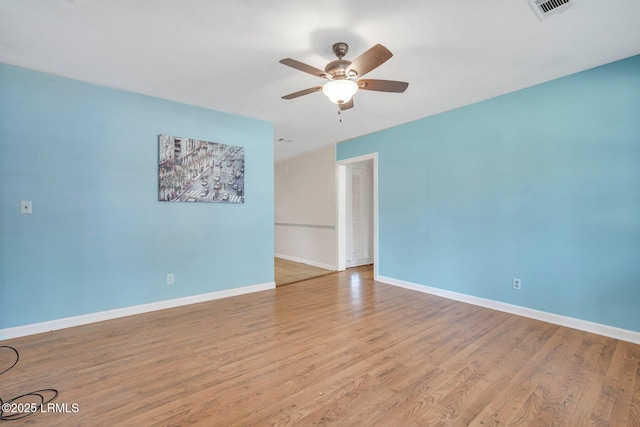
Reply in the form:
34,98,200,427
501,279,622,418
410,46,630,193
336,153,378,280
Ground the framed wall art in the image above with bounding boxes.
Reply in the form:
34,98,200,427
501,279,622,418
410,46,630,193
159,134,244,203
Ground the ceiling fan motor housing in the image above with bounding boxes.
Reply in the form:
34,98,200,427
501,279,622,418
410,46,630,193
325,59,352,78
327,42,357,78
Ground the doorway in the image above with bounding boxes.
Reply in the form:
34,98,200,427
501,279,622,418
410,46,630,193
337,153,378,280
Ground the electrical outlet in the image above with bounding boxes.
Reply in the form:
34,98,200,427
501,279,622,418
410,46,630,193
513,278,521,290
21,201,32,214
315,248,320,253
167,274,174,285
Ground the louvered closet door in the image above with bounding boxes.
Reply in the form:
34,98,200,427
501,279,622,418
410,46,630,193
347,167,372,267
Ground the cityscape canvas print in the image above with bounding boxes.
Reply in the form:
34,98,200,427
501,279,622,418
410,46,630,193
159,134,244,203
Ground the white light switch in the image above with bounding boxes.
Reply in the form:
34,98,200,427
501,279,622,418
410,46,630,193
21,201,32,214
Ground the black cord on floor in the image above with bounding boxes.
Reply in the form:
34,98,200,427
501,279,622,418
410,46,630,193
0,345,59,421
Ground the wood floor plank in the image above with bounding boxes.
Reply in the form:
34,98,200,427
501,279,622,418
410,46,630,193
603,341,639,426
1,265,639,426
274,257,334,286
477,326,579,425
630,362,640,426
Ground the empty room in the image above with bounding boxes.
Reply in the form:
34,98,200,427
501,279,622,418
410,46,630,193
1,1,639,425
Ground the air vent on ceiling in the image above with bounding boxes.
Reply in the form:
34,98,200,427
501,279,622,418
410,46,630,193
529,0,572,20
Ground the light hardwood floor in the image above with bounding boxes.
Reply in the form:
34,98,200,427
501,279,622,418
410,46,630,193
1,266,639,426
274,257,334,286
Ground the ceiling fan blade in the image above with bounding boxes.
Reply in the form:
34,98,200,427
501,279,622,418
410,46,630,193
281,86,323,100
345,44,393,78
279,58,328,79
358,79,409,93
339,99,354,111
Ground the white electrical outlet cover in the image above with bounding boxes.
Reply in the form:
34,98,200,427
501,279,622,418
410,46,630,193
21,201,32,214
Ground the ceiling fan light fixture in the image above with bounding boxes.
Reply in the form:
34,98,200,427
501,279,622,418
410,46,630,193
280,43,407,109
322,79,358,104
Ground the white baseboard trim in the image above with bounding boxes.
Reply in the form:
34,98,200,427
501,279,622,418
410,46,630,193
0,281,275,340
378,276,640,345
275,253,336,271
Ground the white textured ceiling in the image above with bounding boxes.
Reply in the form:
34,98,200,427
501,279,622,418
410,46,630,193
1,0,639,161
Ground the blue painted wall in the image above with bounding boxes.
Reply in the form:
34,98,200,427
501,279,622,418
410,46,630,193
337,55,640,332
0,63,274,329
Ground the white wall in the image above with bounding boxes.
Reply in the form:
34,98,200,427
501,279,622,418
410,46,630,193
274,145,336,270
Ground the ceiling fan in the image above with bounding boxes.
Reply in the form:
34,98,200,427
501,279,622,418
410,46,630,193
279,42,408,111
